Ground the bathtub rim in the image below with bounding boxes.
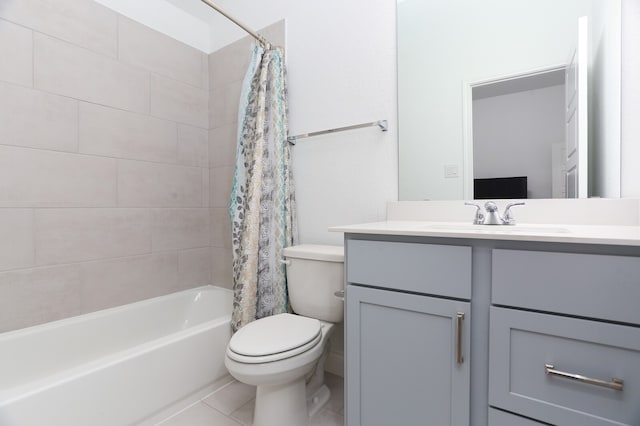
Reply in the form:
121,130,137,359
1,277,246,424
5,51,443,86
0,285,231,340
0,285,232,403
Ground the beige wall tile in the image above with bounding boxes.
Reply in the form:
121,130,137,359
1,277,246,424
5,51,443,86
79,252,179,313
118,160,203,207
34,33,149,113
178,247,213,289
211,208,232,248
260,20,287,47
0,0,117,57
0,19,33,87
151,208,210,251
0,209,34,272
35,208,151,266
207,20,285,90
202,169,210,208
0,145,117,207
211,166,234,208
209,123,237,168
118,16,207,89
208,39,251,90
178,124,208,167
211,246,233,289
209,80,242,129
201,52,209,91
79,102,177,163
0,82,78,152
0,264,83,332
150,74,208,128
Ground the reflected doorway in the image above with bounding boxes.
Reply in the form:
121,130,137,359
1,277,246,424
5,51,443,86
471,68,567,199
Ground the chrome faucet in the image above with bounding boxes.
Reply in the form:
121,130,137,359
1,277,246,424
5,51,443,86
465,201,525,225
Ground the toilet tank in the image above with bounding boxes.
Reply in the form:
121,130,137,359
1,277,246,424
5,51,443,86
283,244,344,323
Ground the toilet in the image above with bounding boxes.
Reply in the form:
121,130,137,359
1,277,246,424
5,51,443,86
224,244,344,426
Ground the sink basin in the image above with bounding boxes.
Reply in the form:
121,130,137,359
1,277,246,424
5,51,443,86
422,223,571,234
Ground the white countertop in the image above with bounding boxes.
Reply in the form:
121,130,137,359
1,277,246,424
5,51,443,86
329,221,640,246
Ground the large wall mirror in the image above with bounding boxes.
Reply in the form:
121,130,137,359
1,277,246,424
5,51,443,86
398,0,622,201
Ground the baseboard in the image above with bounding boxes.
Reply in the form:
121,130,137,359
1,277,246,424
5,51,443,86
325,351,344,377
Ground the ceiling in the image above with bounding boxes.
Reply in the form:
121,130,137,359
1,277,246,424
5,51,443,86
95,0,261,53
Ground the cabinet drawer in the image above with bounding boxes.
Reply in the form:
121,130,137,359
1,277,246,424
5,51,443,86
492,249,640,324
346,239,471,299
489,307,640,426
489,408,544,426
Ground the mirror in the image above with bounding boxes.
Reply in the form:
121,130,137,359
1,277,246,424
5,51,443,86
398,0,622,200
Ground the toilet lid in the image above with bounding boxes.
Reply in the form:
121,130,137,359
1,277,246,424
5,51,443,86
228,313,322,363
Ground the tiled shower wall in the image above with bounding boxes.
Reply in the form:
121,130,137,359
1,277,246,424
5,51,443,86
208,21,286,287
0,1,211,332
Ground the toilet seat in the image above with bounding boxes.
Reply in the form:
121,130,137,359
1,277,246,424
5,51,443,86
227,313,322,364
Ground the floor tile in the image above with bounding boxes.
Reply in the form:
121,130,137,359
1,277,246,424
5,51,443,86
203,380,257,416
324,373,344,415
310,408,344,426
158,375,344,426
230,398,255,426
159,402,242,426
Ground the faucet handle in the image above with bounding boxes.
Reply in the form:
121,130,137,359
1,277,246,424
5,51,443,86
464,202,485,225
503,202,525,225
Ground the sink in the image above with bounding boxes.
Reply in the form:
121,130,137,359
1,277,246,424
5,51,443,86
422,223,571,234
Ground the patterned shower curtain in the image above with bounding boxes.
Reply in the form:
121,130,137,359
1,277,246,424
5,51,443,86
229,44,297,333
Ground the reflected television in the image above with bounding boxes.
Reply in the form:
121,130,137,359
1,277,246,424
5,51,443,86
474,176,527,199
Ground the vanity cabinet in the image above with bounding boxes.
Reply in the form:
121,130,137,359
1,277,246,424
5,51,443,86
343,234,640,426
345,239,472,426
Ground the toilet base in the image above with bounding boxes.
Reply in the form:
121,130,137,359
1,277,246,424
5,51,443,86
254,378,308,426
307,384,330,418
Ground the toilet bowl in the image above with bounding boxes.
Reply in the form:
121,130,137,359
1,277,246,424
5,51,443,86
224,244,344,426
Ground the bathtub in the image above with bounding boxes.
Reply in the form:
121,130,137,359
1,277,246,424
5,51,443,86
0,285,233,426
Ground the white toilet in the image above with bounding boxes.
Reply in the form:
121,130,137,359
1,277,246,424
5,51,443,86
224,244,344,426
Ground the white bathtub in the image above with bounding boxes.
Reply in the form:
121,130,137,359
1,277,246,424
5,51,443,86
0,285,233,426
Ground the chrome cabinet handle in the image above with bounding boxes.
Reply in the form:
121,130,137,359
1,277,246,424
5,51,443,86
456,312,465,364
334,290,345,301
545,364,624,391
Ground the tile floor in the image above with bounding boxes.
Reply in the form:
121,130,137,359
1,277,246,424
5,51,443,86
157,373,344,426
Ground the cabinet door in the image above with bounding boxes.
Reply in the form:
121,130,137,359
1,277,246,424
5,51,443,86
346,285,470,426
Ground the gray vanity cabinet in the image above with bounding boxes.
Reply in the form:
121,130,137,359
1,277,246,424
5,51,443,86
344,234,640,426
345,239,472,426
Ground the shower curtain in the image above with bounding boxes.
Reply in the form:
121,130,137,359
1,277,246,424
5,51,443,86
229,44,297,333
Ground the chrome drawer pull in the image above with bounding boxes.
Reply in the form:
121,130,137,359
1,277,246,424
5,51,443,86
456,312,464,365
544,364,624,391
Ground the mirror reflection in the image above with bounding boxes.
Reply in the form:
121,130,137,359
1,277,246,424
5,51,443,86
397,0,621,201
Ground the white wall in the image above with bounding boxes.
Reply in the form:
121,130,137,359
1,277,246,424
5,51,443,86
473,85,565,199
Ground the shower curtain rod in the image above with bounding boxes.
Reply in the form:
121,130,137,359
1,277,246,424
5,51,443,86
200,0,272,48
